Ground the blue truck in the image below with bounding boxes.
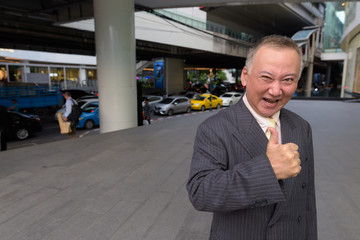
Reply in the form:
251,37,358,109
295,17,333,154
0,85,64,117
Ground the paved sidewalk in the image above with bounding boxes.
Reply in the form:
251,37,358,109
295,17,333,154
0,100,359,240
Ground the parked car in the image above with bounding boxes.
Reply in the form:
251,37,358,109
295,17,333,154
153,96,191,116
220,92,242,106
78,95,98,101
77,102,99,129
191,94,222,111
61,88,98,101
233,82,246,92
142,95,163,107
177,90,201,99
187,82,207,93
8,111,42,140
211,84,228,96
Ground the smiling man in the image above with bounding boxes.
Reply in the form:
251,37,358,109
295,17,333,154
187,35,317,240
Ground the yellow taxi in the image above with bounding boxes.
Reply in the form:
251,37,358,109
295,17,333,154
191,94,223,111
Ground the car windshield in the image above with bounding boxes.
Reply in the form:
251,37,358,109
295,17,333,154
159,98,174,104
194,96,207,101
222,94,233,98
82,104,98,113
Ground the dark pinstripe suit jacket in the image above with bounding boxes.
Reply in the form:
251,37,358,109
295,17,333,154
187,99,317,240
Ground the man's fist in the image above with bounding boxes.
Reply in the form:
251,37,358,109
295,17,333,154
266,127,301,180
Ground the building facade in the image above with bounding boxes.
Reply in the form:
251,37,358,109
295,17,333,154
341,1,360,97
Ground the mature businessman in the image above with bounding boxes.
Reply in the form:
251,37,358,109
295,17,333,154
187,35,317,240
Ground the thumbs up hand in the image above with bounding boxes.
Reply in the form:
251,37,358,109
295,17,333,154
266,127,301,180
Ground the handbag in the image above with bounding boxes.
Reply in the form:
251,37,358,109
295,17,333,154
57,112,72,134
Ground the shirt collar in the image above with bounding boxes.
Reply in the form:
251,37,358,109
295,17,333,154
243,94,280,132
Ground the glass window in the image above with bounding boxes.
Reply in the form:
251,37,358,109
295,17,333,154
86,69,97,87
83,103,98,113
30,66,48,74
159,98,174,104
8,65,23,83
50,67,64,88
27,66,49,85
0,65,7,86
194,96,206,101
65,68,79,88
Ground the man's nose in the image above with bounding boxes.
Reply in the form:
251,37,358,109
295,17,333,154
268,80,282,96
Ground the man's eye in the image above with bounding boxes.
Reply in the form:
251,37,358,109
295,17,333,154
261,76,272,80
283,78,294,82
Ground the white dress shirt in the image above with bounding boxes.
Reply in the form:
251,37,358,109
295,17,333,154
243,94,282,144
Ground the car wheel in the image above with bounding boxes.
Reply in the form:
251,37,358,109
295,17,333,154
229,101,233,106
16,128,29,140
201,105,205,111
186,107,191,113
216,104,221,109
168,109,173,116
84,120,94,129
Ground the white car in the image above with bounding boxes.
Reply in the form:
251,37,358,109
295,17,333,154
219,92,242,107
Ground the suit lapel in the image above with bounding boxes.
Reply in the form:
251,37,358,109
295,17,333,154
232,100,268,159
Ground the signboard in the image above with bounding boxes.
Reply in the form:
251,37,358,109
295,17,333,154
154,59,164,89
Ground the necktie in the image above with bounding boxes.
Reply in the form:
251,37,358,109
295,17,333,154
265,118,277,140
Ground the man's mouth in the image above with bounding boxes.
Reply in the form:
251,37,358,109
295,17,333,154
263,98,280,104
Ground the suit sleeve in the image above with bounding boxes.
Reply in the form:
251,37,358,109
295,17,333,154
187,122,286,213
306,124,318,239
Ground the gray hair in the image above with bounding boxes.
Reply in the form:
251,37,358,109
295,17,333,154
245,35,303,77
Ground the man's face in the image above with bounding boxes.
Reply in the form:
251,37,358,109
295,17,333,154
241,46,300,118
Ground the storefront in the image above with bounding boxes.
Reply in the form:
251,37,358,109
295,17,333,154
0,62,97,89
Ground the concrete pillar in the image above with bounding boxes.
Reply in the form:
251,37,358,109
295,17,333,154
79,68,86,86
165,58,184,95
340,58,348,98
305,34,316,97
325,64,331,87
94,0,137,133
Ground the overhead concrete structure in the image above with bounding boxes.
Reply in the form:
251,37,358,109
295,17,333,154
136,0,339,9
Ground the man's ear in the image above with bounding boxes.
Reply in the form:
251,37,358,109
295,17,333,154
241,66,249,87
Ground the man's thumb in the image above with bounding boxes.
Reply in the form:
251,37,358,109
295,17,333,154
268,127,279,145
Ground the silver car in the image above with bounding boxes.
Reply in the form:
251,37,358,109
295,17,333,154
153,96,191,116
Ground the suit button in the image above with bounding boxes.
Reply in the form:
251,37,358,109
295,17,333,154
302,183,307,188
298,216,302,222
305,157,308,162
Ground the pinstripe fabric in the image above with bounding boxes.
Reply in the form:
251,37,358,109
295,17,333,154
187,99,317,240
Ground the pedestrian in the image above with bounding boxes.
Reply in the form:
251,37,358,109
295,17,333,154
143,98,151,125
62,91,78,138
0,106,11,151
187,35,317,240
8,99,19,112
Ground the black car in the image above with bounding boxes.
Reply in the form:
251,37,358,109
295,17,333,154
187,83,207,93
211,84,228,96
8,111,42,140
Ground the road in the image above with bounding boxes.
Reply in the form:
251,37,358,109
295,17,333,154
6,110,213,151
7,115,100,151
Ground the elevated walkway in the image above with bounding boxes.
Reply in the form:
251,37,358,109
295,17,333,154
0,100,359,239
